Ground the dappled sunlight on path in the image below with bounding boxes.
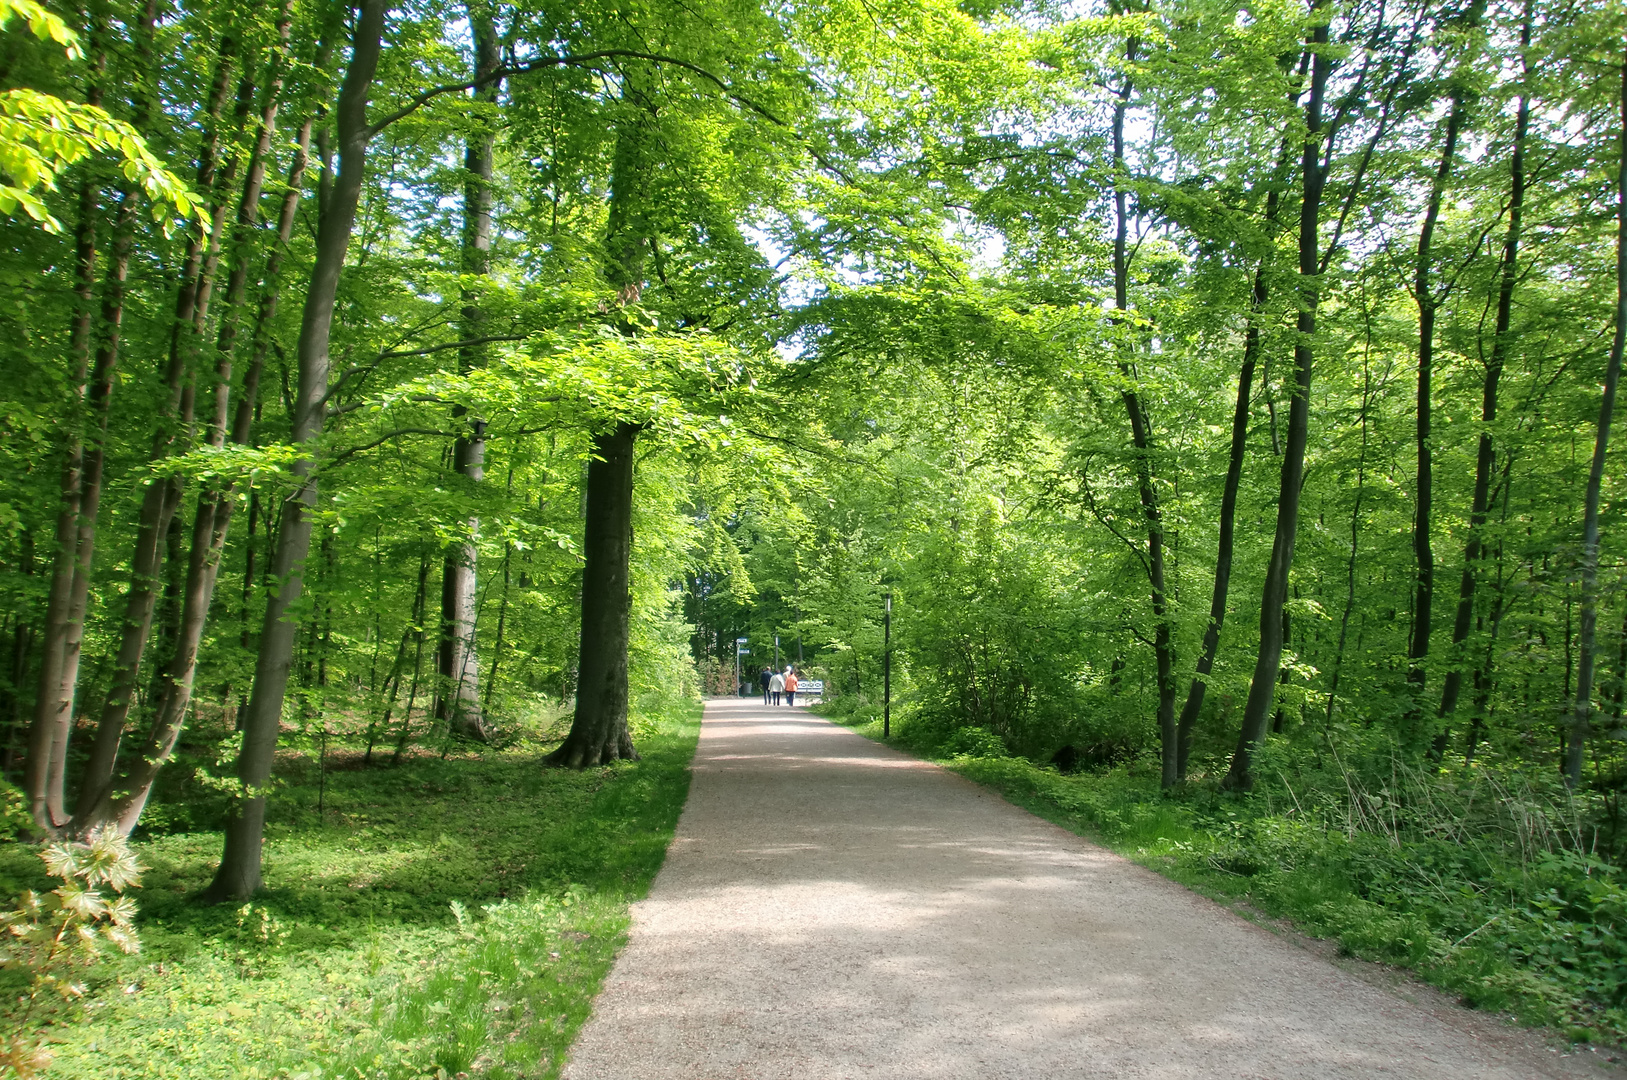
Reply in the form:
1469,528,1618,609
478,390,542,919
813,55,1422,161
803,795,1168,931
562,698,1615,1080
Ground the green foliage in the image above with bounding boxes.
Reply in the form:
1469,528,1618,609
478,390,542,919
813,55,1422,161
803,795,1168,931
0,0,197,232
0,826,143,1079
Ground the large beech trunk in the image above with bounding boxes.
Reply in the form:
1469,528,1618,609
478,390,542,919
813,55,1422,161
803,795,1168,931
1225,11,1330,791
208,0,386,900
547,422,640,767
1564,57,1627,787
437,1,501,742
546,86,654,768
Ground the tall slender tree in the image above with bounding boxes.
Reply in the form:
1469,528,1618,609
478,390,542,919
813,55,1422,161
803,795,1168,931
1225,2,1332,791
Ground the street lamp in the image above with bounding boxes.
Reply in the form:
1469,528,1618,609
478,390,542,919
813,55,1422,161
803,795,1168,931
882,592,892,738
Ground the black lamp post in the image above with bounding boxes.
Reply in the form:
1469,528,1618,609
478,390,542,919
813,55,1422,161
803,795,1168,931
882,591,892,738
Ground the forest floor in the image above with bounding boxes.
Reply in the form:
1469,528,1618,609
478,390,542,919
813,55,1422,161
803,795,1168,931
562,697,1622,1079
0,702,701,1080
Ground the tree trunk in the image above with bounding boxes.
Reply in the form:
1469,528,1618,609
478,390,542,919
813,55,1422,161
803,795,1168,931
1104,32,1178,788
1175,143,1295,778
73,8,300,836
545,75,656,768
1441,3,1529,734
208,0,386,900
548,422,641,767
436,1,501,742
22,6,145,832
392,555,433,764
1563,56,1627,787
1409,81,1471,750
1224,9,1330,791
52,29,242,829
1325,343,1377,725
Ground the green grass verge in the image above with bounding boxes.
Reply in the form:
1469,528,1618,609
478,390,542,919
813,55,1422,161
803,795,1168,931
819,705,1627,1052
0,703,701,1080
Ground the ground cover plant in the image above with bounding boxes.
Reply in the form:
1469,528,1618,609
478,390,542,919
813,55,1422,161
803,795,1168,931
0,704,699,1080
819,695,1627,1051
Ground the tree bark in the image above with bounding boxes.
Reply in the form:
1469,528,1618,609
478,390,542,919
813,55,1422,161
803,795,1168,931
392,555,433,764
22,4,146,832
1174,142,1295,777
1105,34,1178,787
208,0,386,900
1224,8,1331,791
1440,3,1530,734
545,75,656,768
1563,55,1627,787
435,1,501,742
72,6,300,836
547,422,641,767
54,28,243,830
1409,80,1471,751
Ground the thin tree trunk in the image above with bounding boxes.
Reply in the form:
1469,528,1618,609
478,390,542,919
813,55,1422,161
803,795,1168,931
1564,56,1627,787
1441,4,1530,732
74,9,300,835
1105,33,1178,787
1326,346,1377,725
208,0,386,900
484,541,513,714
1225,9,1331,791
1175,180,1293,776
1409,79,1472,750
58,30,243,828
393,555,433,765
437,1,501,742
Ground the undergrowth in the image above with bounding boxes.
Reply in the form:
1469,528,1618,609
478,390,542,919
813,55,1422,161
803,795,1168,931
0,703,701,1079
817,695,1627,1049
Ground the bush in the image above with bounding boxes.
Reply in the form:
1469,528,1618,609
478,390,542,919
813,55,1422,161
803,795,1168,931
940,726,1009,759
1,826,144,1079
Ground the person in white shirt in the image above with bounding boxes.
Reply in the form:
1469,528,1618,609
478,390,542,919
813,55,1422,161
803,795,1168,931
768,670,785,706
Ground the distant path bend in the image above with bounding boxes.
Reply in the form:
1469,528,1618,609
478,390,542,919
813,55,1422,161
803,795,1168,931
563,698,1618,1079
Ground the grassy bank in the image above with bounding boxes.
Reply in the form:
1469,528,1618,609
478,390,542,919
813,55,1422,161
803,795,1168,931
817,697,1626,1052
0,704,701,1080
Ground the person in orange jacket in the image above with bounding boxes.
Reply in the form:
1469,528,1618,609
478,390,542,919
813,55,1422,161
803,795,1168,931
784,667,799,707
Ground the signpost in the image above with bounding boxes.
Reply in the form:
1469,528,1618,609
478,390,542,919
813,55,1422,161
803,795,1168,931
735,637,748,696
882,592,892,738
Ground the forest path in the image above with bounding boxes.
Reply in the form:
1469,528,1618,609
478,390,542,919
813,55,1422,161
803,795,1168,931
562,698,1616,1079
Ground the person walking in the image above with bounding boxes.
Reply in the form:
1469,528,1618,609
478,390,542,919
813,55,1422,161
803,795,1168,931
759,666,773,705
784,667,799,707
768,669,785,706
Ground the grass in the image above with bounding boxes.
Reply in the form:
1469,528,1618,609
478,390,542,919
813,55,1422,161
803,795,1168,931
817,699,1627,1054
0,703,701,1080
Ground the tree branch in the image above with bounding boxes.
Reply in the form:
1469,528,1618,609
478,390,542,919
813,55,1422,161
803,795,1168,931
367,49,789,137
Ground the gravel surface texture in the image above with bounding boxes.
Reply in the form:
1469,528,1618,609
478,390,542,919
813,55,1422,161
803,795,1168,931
562,698,1622,1079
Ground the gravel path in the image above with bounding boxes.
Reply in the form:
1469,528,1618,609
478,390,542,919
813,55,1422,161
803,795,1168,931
563,698,1620,1079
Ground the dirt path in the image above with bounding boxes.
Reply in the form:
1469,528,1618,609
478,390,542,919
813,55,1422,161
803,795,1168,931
563,698,1619,1079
